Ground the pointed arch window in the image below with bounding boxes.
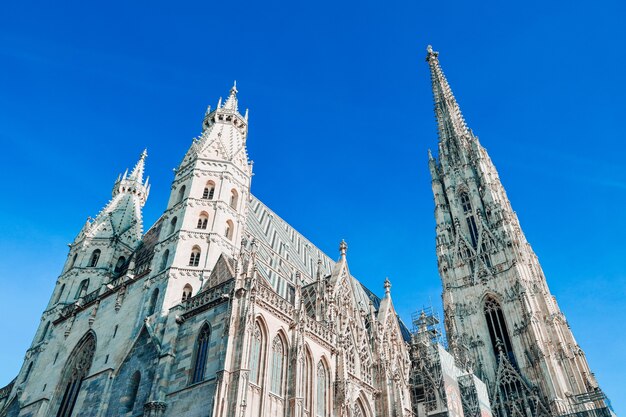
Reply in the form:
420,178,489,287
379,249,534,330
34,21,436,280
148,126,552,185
182,284,193,302
191,324,211,384
160,249,169,271
230,189,238,209
316,361,329,417
124,371,141,413
197,212,209,229
88,249,101,267
460,192,479,248
270,335,286,396
484,296,516,365
148,288,159,316
249,323,264,385
189,246,201,267
203,181,215,200
303,351,313,414
55,332,96,417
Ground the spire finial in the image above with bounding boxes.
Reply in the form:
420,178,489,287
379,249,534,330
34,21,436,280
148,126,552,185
339,240,347,258
223,82,239,111
384,277,391,296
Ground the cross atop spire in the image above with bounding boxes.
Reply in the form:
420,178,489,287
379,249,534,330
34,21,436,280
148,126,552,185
426,45,472,156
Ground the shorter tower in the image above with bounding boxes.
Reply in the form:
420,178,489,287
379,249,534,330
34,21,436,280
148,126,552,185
425,46,613,417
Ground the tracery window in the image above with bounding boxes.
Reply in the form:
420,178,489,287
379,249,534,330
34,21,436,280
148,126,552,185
55,332,96,417
189,246,201,267
484,296,516,365
460,192,479,248
316,361,329,417
191,324,210,384
203,181,215,199
182,284,193,302
69,253,77,269
270,335,286,396
88,249,100,267
197,212,209,229
249,323,264,385
354,400,367,417
169,216,177,234
460,192,472,214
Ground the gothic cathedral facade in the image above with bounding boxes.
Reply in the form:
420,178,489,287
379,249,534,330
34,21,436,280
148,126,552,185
0,48,613,417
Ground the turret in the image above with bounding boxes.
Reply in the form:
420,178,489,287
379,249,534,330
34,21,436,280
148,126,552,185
149,83,253,315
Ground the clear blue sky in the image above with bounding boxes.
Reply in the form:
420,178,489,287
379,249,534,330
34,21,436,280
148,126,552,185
1,0,624,411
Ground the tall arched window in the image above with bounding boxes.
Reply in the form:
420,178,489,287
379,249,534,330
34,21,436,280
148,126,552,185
160,250,169,271
55,284,66,304
148,288,159,316
303,351,313,415
230,189,238,209
114,256,126,273
124,371,141,413
55,332,96,417
316,361,329,417
182,284,193,302
270,335,286,396
189,246,201,267
484,296,516,365
88,249,101,267
177,185,186,203
75,279,89,299
249,322,264,385
191,324,211,384
460,192,479,248
169,216,177,234
203,181,215,199
225,220,234,240
197,212,209,229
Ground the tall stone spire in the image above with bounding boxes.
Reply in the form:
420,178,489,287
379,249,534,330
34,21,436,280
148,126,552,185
426,45,473,166
426,46,611,417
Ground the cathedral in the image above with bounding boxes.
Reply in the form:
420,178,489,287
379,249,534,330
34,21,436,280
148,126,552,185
0,47,614,417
